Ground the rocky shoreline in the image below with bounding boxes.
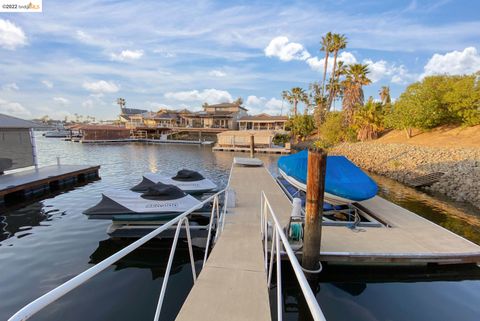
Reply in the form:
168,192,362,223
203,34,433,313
331,142,480,210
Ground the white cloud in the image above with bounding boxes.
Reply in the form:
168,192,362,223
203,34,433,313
363,59,416,84
110,49,144,61
0,98,31,118
53,97,70,105
264,36,310,61
0,19,27,50
164,89,233,104
41,80,53,88
208,70,227,77
82,80,119,93
245,95,284,115
423,47,480,76
2,82,19,91
306,51,357,72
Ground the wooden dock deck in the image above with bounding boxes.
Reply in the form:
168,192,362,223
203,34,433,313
0,164,100,204
175,163,480,320
176,165,292,321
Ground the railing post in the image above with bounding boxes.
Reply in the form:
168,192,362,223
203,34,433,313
153,219,184,321
202,196,217,267
302,148,327,277
276,224,283,321
183,218,197,283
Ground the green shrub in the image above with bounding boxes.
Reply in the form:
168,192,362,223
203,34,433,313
316,111,357,147
272,133,290,146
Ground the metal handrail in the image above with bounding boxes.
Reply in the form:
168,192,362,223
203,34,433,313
261,191,327,321
8,188,227,321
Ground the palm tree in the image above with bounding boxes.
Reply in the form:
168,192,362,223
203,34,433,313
327,60,347,111
116,98,126,111
379,85,392,114
355,97,384,141
320,32,334,94
327,34,348,111
282,87,309,116
342,63,371,125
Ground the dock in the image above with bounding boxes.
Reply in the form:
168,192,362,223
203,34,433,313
0,164,100,204
176,165,292,321
177,163,480,320
212,145,290,154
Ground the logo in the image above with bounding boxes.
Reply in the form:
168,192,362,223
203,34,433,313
1,0,42,12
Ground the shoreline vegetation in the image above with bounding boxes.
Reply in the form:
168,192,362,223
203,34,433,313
279,31,479,210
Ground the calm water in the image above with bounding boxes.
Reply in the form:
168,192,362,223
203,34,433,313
1,134,479,320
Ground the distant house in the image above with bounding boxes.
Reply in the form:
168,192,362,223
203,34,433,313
119,107,148,125
182,102,248,129
0,113,42,173
238,113,288,131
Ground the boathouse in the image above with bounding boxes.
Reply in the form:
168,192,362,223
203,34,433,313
76,125,130,142
0,113,41,174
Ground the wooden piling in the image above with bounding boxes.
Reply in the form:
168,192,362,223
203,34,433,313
302,147,327,273
250,135,255,158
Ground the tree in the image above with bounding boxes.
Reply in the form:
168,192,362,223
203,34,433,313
326,34,348,111
379,86,391,105
286,114,315,141
282,87,309,116
443,74,480,126
320,32,334,94
341,63,371,125
354,97,384,141
116,98,126,110
234,97,243,105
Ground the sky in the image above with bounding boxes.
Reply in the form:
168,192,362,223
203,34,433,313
0,0,479,120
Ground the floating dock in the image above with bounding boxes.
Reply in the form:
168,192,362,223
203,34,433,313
0,164,100,204
177,163,480,320
212,146,290,154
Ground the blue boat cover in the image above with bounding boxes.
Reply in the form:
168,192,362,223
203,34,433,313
277,150,378,202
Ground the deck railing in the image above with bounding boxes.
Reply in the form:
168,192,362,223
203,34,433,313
260,191,327,321
8,188,228,321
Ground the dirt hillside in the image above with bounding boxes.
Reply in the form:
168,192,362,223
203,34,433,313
376,125,480,148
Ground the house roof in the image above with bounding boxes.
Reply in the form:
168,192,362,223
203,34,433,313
0,113,42,129
205,102,248,111
239,113,288,121
121,107,148,115
185,111,234,118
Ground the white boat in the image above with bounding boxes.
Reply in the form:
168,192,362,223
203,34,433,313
43,130,70,138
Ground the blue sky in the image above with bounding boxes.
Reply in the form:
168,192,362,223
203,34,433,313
0,0,479,120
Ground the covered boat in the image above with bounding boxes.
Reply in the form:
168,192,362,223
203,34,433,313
277,150,378,204
84,183,202,220
131,169,217,194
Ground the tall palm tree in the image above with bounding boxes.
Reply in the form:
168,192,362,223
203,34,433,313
327,34,348,111
342,63,371,125
327,60,347,111
282,87,309,116
379,86,391,105
320,32,334,94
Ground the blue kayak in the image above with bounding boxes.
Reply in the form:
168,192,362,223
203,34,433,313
277,150,378,203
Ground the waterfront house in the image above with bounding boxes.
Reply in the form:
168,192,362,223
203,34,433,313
182,102,248,129
238,113,288,131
